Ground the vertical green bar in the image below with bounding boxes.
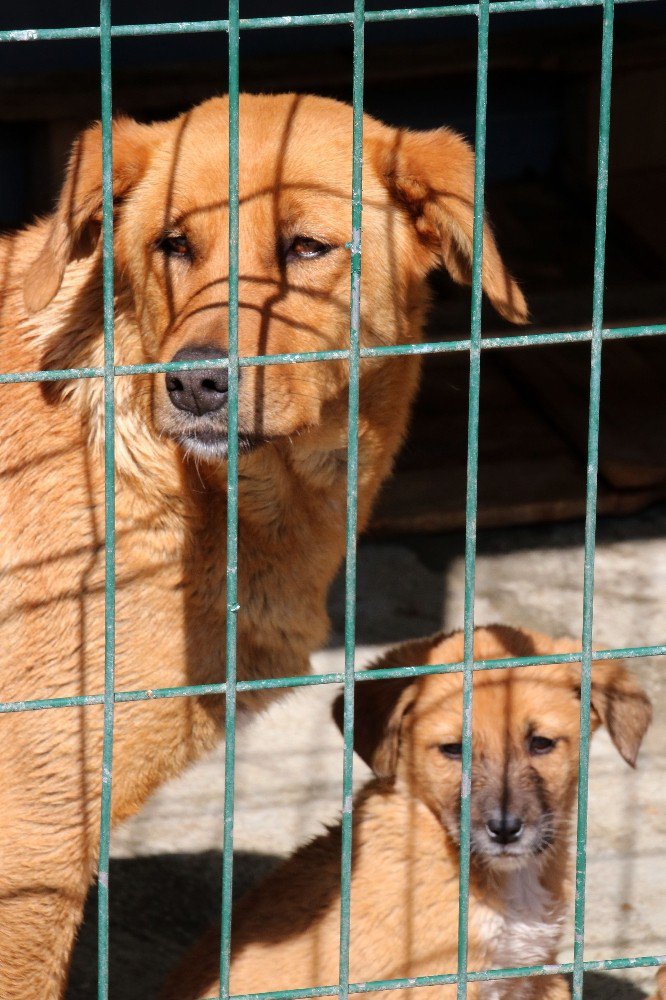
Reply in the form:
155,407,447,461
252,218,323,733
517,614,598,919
338,3,365,999
572,1,614,997
218,1,241,997
456,2,490,997
97,0,116,996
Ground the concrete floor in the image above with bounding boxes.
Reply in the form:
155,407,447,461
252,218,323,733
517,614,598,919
67,505,666,999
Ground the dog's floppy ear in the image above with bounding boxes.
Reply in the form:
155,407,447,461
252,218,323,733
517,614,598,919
373,126,528,325
23,117,157,313
557,639,652,768
588,657,652,768
332,675,418,779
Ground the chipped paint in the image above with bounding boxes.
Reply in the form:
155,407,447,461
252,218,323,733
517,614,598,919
9,28,40,40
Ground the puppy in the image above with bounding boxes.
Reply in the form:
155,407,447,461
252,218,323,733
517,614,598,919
163,625,651,1000
0,93,526,997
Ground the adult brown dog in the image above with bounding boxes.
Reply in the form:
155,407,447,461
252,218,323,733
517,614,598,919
164,626,651,1000
0,94,526,997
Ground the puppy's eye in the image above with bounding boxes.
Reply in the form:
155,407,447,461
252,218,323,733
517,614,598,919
529,735,556,755
284,236,332,262
439,743,463,760
156,234,192,260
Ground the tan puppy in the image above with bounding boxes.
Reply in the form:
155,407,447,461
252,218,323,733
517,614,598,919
163,625,651,1000
0,94,526,997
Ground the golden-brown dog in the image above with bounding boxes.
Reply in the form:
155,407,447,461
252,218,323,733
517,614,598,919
163,625,651,1000
0,94,526,997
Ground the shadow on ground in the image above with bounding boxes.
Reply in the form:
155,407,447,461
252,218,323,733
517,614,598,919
570,974,648,999
328,503,666,648
66,851,649,999
66,850,280,1000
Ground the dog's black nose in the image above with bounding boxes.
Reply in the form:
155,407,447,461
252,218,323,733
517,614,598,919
486,812,524,844
166,346,229,416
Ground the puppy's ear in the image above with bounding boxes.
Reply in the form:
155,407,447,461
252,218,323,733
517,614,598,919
588,657,652,768
332,676,418,779
373,127,528,325
23,117,157,313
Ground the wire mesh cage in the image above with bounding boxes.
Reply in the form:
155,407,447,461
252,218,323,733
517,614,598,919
0,4,664,1000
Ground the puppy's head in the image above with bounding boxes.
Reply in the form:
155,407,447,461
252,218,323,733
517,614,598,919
334,626,651,871
24,94,527,462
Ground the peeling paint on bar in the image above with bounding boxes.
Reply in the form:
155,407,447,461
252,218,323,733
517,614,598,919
0,0,661,43
571,2,615,996
0,323,664,386
1,641,664,715
455,0,490,993
217,6,242,997
95,2,117,995
192,954,666,1000
8,28,40,40
338,8,365,1000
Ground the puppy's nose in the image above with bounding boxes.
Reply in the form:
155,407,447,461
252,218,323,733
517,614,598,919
486,812,524,845
166,346,229,416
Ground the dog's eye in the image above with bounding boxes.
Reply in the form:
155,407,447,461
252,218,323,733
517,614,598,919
529,735,556,755
156,234,192,260
285,236,332,262
438,742,463,760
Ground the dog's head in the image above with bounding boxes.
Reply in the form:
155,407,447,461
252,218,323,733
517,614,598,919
23,94,527,462
334,626,651,871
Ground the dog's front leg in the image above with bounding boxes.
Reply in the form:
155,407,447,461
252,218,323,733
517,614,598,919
0,867,91,999
648,966,666,1000
533,973,570,999
0,698,108,998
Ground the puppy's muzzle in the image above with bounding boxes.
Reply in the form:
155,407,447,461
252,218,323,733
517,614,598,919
166,345,229,416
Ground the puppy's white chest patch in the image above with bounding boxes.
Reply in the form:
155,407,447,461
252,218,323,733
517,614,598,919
473,866,565,1000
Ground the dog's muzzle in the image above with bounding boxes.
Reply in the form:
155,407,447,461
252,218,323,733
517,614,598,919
164,344,237,460
166,345,229,416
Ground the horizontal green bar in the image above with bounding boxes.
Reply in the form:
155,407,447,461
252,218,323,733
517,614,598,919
0,323,663,387
0,0,658,43
190,953,666,1000
1,642,662,715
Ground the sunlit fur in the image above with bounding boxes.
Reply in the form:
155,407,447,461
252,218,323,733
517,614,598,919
0,94,527,998
164,626,650,1000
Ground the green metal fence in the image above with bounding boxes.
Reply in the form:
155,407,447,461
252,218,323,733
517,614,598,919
0,3,665,1000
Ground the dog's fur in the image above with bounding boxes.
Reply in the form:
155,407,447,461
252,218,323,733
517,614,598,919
163,626,651,1000
650,967,666,1000
0,94,526,997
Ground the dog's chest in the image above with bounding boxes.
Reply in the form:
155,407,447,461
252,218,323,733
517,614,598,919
472,868,565,1000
